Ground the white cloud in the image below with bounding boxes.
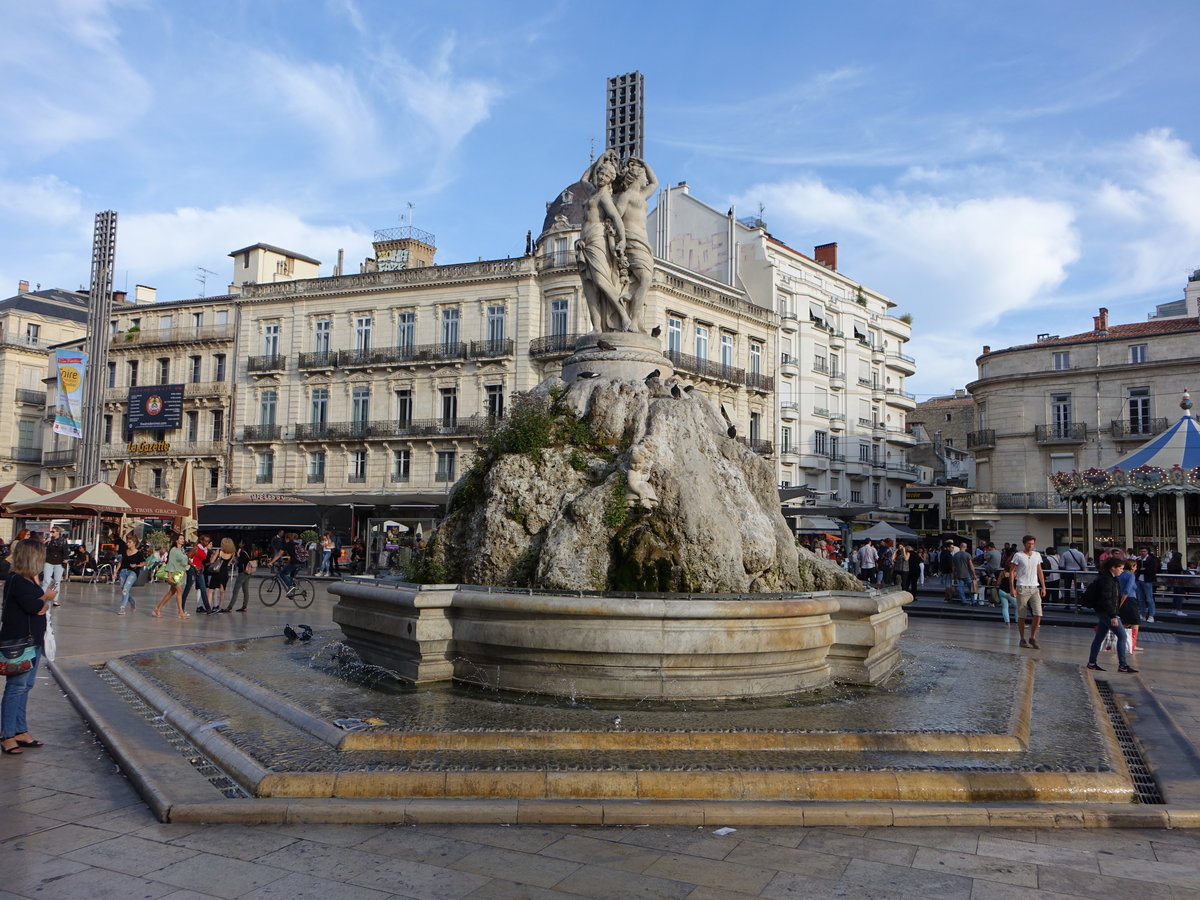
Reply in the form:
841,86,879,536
0,0,151,155
0,175,83,222
116,204,372,296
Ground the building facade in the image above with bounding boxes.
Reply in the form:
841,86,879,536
957,275,1200,547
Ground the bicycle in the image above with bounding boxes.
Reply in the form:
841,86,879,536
259,564,315,608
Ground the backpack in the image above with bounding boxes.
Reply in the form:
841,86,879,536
1081,578,1104,611
293,541,310,563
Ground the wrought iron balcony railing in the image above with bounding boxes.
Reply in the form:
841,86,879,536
1110,417,1168,440
529,333,580,357
241,424,281,441
247,354,286,373
966,429,995,450
15,388,46,405
1034,422,1087,444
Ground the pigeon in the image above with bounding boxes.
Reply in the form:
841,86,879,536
578,371,601,379
297,624,314,642
650,325,662,338
644,369,660,381
297,624,313,635
727,425,737,438
671,384,682,399
283,624,299,642
597,339,617,351
683,385,695,394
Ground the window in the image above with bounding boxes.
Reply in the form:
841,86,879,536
749,342,762,375
780,426,793,453
209,467,220,490
314,319,331,353
190,356,202,383
749,411,761,443
215,310,228,326
256,452,274,483
259,390,277,426
396,312,415,350
160,315,172,330
440,387,458,426
127,360,139,387
435,450,457,482
830,352,840,377
355,315,373,351
350,450,367,481
1051,392,1072,437
850,489,862,503
158,358,171,384
351,386,370,424
110,320,119,335
107,361,117,388
694,324,709,359
1129,344,1148,364
487,305,506,344
308,450,325,482
860,441,871,462
211,410,223,442
102,415,112,444
18,419,35,449
185,411,199,442
311,388,328,426
814,431,829,454
392,449,411,482
395,389,413,428
814,387,828,415
192,311,203,328
152,468,164,492
550,299,569,336
1128,388,1151,434
720,334,733,367
263,323,280,357
213,354,226,382
486,385,504,419
440,308,460,345
667,317,682,354
1052,350,1070,371
24,323,39,345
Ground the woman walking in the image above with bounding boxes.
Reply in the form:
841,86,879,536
1,538,57,755
1085,557,1138,673
153,533,190,618
115,533,145,614
229,539,254,612
208,538,235,612
317,533,334,576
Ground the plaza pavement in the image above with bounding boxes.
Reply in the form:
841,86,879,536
2,578,1200,899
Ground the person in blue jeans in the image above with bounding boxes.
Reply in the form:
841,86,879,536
1086,557,1138,673
2,538,56,755
115,533,145,614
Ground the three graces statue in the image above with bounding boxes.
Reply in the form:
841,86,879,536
577,150,659,334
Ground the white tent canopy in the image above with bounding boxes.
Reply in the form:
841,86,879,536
852,521,919,542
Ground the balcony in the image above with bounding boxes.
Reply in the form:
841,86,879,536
247,354,286,373
470,338,515,359
15,388,46,406
1111,418,1168,441
887,350,917,374
828,414,846,431
307,472,325,483
293,417,493,442
1034,422,1087,444
42,449,77,467
884,387,917,409
9,446,40,462
184,381,229,397
780,401,799,421
779,354,799,376
109,323,235,349
812,358,829,376
298,350,337,370
966,429,995,450
745,371,774,393
347,474,367,484
736,437,774,455
780,312,800,333
337,341,470,368
529,333,580,358
950,491,1069,513
667,350,747,388
885,427,915,445
241,424,281,441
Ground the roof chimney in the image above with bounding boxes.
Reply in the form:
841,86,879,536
982,345,991,355
18,280,29,293
134,285,157,304
814,242,838,271
1093,307,1109,333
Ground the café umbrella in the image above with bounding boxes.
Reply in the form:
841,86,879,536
9,482,190,552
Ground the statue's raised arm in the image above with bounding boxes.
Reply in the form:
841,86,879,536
577,150,631,332
614,157,658,333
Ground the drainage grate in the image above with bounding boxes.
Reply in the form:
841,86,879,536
96,665,249,799
1095,680,1164,804
1134,631,1180,644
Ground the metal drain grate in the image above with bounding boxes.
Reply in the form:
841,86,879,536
96,665,249,799
1095,680,1164,804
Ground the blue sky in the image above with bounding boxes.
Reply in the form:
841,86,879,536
2,0,1199,395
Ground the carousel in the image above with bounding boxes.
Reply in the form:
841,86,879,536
1051,391,1200,562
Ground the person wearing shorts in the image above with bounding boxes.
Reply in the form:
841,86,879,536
1008,534,1047,649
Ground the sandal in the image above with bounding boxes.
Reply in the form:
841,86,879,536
152,610,162,618
14,737,43,748
178,613,191,619
1,741,22,755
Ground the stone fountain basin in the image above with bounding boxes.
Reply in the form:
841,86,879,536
330,579,912,701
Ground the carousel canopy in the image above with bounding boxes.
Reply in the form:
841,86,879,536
1108,414,1200,470
1052,411,1200,497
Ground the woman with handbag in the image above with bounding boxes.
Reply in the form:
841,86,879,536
208,538,235,612
1,538,57,755
227,539,255,612
153,533,190,618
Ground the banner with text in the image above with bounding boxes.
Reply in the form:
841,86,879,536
52,349,87,439
127,384,185,431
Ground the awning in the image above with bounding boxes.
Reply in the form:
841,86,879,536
199,493,318,529
792,515,843,532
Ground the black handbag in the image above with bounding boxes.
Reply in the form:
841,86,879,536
0,634,37,676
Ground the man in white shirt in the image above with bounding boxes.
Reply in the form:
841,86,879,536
1007,534,1047,649
857,540,879,584
1059,542,1088,606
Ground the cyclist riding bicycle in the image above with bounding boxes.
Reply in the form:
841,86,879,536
267,529,303,594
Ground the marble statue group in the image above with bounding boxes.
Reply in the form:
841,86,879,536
577,150,659,334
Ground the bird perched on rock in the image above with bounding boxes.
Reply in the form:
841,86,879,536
727,425,737,438
671,384,682,399
683,385,695,394
578,371,601,379
283,624,299,642
596,339,617,351
650,325,662,338
644,369,660,381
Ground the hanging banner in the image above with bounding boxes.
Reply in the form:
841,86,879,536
53,349,87,439
127,384,185,430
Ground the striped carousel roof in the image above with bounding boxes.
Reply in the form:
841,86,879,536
1108,414,1200,471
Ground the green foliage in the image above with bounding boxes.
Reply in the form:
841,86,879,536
603,472,629,529
568,449,588,471
299,529,319,544
899,312,913,325
483,394,555,462
406,539,446,584
449,462,485,513
144,529,171,551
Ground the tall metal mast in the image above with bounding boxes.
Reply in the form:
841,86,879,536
78,210,117,484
